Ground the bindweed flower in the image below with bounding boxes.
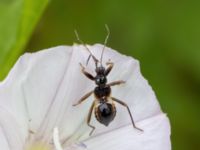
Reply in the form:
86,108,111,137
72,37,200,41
0,44,171,150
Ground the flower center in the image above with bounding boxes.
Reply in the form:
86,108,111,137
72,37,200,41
26,143,51,150
25,127,62,150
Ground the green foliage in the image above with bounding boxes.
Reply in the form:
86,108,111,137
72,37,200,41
26,0,200,150
0,0,199,149
0,0,49,80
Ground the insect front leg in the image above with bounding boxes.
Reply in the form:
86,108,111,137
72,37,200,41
87,101,96,136
105,61,114,76
79,63,95,80
108,80,126,86
73,90,93,106
111,97,143,132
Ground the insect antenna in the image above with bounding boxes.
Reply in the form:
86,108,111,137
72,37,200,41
74,30,99,67
100,24,110,67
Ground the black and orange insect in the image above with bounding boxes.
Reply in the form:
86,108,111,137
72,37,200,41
73,26,143,135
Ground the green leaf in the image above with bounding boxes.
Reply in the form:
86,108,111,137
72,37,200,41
0,0,49,80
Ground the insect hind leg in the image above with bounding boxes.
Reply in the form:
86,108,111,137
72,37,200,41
87,101,96,135
111,97,143,132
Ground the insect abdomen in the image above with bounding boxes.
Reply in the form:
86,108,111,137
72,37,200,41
95,103,116,126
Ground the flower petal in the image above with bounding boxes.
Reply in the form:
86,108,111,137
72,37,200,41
0,46,74,142
0,107,25,150
0,127,10,150
83,114,171,150
0,44,170,148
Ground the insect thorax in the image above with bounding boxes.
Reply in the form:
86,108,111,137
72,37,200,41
94,85,111,98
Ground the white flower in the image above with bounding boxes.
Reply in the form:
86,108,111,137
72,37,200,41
0,44,171,150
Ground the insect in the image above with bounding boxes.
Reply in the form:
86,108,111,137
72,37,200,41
73,26,143,135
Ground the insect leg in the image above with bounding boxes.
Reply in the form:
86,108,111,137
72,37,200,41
79,63,95,80
105,62,114,76
73,90,93,106
111,97,143,132
87,101,96,136
108,80,126,86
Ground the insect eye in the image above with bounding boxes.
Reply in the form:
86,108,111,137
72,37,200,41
95,76,107,85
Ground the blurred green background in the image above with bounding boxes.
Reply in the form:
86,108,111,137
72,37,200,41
0,0,200,149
